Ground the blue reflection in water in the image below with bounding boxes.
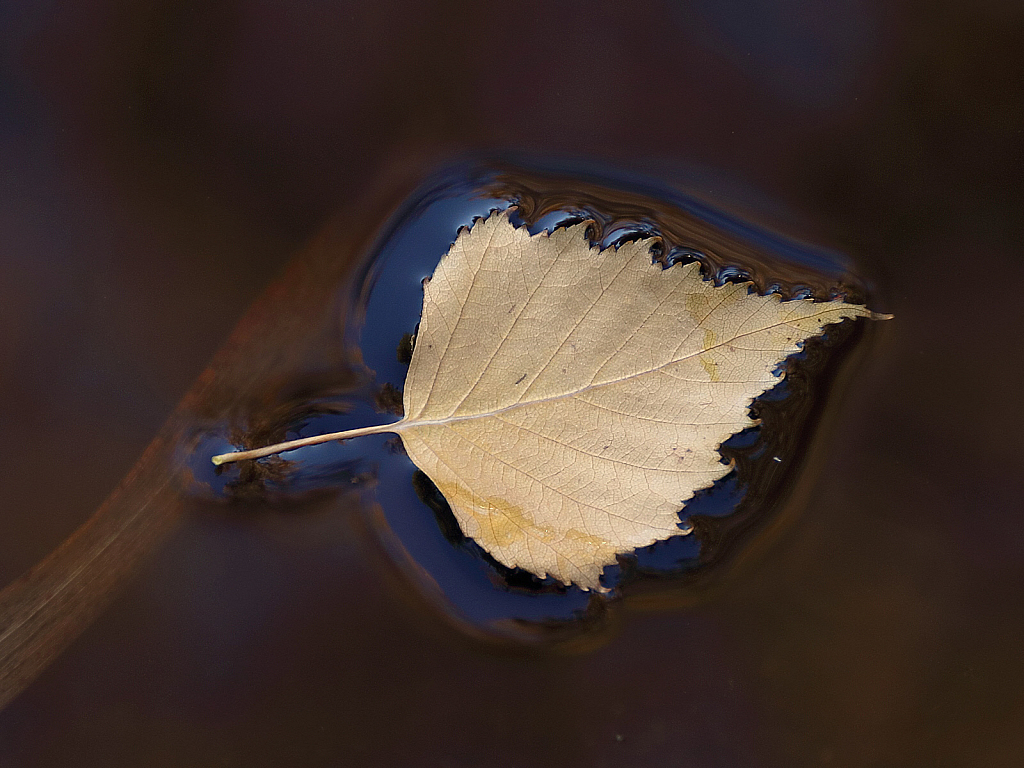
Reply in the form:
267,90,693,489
196,159,866,636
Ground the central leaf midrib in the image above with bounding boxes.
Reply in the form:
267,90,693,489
399,308,837,432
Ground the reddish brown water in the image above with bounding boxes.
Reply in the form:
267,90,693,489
2,2,1023,766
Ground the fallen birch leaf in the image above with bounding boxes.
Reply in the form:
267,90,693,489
215,211,888,589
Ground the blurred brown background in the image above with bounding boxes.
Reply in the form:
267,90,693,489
1,1,1023,766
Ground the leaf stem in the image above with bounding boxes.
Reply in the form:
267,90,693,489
211,420,404,465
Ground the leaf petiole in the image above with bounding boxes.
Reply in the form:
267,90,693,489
211,420,403,465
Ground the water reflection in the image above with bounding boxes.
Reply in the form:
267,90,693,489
194,158,883,643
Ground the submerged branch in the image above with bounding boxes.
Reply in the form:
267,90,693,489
0,431,183,713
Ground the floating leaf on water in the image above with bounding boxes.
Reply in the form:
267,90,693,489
214,211,889,589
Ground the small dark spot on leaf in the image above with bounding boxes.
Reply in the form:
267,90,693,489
514,373,527,385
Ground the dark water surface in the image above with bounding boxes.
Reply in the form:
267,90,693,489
187,163,885,641
2,2,1023,767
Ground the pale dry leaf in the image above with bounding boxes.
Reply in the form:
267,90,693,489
215,210,886,589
